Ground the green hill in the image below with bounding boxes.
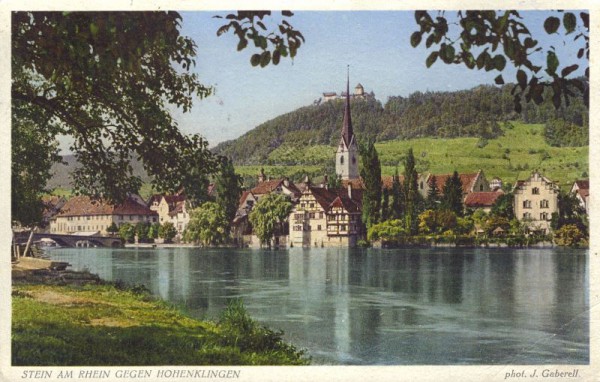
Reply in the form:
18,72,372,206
236,122,588,190
213,83,588,165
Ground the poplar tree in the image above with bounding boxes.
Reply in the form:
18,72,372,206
442,171,464,216
390,170,403,220
215,156,243,233
381,188,390,222
403,148,421,234
360,140,382,229
426,175,440,209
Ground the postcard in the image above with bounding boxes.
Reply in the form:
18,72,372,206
1,1,597,381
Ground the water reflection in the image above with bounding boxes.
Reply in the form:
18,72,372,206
47,247,588,365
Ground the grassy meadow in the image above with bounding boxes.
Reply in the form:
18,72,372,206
12,284,309,366
239,122,588,190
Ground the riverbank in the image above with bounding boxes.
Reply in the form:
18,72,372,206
12,266,310,366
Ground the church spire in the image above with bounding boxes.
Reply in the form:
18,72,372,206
341,65,354,146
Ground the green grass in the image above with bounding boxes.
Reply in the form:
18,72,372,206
237,122,588,190
12,284,309,366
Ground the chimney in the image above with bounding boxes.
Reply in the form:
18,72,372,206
323,174,328,188
258,168,265,183
348,183,352,199
283,177,289,187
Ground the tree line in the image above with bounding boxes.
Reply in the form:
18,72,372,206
214,82,588,166
362,144,588,247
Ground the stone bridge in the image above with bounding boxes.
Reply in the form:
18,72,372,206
14,232,123,248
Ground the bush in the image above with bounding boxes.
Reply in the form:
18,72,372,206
554,224,585,247
218,299,309,365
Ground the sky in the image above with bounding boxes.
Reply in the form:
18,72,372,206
54,10,587,151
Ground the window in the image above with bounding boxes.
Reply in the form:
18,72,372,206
523,200,532,209
317,225,322,231
310,203,315,208
540,199,549,208
340,155,344,164
480,184,484,191
532,187,540,195
319,212,324,219
300,203,305,208
540,212,548,220
341,225,347,231
352,156,356,164
523,212,531,219
309,213,315,219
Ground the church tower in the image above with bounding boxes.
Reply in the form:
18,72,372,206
335,68,359,180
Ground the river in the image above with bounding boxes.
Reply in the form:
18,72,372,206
46,247,588,365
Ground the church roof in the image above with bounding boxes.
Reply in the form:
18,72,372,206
341,72,354,147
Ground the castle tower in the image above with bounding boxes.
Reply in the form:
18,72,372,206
335,68,359,180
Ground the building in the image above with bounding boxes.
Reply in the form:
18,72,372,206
50,195,158,235
335,73,360,180
418,170,490,199
571,179,589,215
322,83,374,102
464,191,503,213
232,171,302,248
41,195,67,230
148,193,189,236
513,171,559,233
489,177,503,191
289,185,362,248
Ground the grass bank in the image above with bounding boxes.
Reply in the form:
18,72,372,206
12,282,309,366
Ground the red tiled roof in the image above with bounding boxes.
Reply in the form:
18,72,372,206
464,192,502,208
57,196,157,217
575,179,589,190
251,179,285,195
307,186,362,213
341,178,365,189
381,175,405,190
250,178,300,197
429,173,479,194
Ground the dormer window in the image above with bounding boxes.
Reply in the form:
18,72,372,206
532,187,540,195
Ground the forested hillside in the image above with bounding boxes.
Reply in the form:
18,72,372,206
213,82,588,164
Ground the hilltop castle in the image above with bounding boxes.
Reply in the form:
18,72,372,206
322,82,374,103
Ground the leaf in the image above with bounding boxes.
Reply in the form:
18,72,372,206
272,49,281,65
440,44,455,64
561,64,578,77
237,38,247,51
493,55,506,71
494,74,504,85
410,32,422,47
563,13,576,34
546,51,559,75
259,51,271,67
282,10,293,17
580,12,589,29
425,51,438,68
543,17,560,34
250,54,261,67
425,34,435,48
476,52,486,69
577,48,584,59
517,70,527,90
